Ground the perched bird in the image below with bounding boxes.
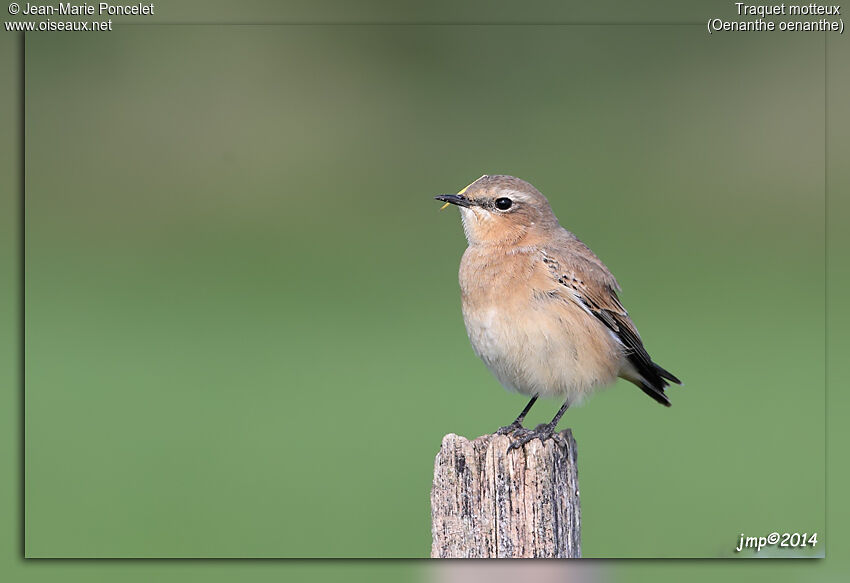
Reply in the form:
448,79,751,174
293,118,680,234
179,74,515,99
436,175,681,449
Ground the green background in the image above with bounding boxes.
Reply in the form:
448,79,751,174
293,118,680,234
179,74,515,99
2,0,847,580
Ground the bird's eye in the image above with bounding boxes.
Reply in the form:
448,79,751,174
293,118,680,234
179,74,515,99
494,197,513,211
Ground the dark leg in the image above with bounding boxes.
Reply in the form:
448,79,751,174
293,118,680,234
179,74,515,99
508,399,570,451
496,395,538,435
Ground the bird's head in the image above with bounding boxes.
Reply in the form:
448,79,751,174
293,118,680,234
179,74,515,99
435,175,559,246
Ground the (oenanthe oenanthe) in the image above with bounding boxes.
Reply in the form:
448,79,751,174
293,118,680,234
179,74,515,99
436,175,681,449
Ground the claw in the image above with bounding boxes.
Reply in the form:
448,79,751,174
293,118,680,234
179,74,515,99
496,421,524,436
506,423,557,451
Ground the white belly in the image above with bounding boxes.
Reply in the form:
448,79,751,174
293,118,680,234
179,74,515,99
462,301,624,404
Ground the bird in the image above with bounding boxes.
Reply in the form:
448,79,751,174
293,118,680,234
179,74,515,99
435,175,681,450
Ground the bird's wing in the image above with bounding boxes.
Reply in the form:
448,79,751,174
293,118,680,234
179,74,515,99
540,241,680,405
540,245,636,349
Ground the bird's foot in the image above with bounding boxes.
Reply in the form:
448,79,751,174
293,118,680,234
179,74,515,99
496,421,525,436
507,422,564,451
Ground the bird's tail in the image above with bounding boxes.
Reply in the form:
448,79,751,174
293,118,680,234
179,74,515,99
654,363,682,386
632,361,682,408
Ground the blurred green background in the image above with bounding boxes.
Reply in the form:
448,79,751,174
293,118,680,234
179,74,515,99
1,2,847,583
21,24,827,559
4,0,848,579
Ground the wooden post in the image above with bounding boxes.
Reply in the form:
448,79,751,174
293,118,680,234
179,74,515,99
430,431,580,558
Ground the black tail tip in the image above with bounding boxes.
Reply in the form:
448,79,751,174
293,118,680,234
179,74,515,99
640,382,672,407
655,364,682,386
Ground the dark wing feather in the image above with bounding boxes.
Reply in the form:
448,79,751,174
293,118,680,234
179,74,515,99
541,243,681,406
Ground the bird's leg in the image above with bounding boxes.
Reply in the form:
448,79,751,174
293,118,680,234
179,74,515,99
508,399,570,450
497,395,538,435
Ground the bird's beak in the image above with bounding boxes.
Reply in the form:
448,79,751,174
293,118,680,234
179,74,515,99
435,194,472,209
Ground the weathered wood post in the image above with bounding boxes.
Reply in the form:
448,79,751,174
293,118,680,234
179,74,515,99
430,431,580,558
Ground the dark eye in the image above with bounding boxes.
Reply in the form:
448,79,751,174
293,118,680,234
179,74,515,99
494,197,513,211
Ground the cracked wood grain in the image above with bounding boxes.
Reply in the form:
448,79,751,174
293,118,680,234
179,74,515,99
430,431,580,558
